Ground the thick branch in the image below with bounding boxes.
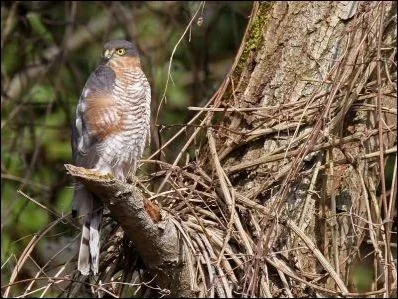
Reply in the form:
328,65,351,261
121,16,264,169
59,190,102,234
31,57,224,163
65,164,192,297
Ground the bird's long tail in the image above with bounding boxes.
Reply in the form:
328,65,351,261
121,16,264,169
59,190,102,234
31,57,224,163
72,183,103,275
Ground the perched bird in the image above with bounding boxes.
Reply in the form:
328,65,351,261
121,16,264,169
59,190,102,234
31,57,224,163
71,40,151,275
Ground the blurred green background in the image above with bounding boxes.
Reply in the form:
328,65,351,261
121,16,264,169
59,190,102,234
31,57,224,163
1,0,252,290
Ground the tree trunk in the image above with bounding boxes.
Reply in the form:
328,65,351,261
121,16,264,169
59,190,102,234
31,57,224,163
205,1,397,297
67,1,397,297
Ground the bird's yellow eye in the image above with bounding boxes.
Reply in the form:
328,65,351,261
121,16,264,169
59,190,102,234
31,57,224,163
116,48,126,56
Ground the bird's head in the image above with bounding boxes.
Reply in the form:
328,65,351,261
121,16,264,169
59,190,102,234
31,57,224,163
102,40,140,66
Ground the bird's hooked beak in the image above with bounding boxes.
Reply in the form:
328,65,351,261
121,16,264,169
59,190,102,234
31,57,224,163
104,49,115,59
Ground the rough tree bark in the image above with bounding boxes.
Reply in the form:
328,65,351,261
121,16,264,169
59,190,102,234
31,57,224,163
67,1,397,297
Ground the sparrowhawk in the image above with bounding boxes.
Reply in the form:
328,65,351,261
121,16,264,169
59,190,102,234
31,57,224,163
71,40,151,276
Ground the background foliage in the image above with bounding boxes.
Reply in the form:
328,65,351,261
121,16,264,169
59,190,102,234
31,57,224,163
1,1,251,292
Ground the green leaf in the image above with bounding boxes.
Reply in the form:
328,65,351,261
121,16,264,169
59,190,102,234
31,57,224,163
30,84,55,104
56,187,74,213
16,193,49,233
26,12,54,44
